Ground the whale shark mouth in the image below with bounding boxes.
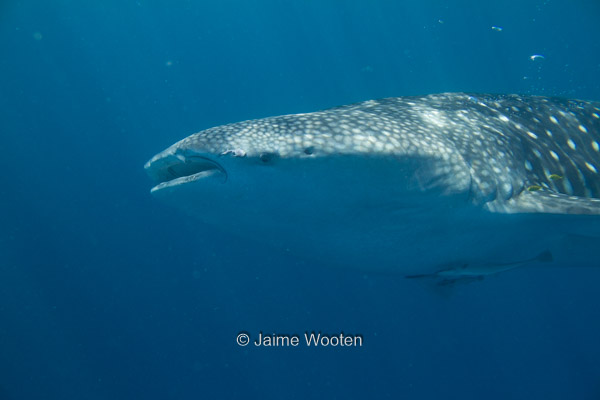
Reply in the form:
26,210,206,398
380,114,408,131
145,154,227,193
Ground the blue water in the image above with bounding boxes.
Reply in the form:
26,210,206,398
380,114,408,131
2,1,600,399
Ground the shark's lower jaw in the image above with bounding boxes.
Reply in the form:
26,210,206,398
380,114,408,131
145,153,227,193
150,169,226,193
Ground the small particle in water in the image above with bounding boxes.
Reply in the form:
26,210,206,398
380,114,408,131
491,26,503,32
438,19,444,24
530,54,545,61
165,60,173,67
32,31,42,40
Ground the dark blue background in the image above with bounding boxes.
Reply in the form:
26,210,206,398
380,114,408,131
1,1,600,399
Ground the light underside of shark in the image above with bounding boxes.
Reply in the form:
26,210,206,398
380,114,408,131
145,93,600,278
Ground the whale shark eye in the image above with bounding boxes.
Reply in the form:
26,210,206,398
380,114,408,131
259,152,276,163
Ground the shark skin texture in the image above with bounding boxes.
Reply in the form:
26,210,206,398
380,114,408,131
145,93,600,280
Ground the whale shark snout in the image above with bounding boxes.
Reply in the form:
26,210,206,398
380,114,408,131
145,147,228,193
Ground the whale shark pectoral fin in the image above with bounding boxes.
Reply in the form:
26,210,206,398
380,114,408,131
495,189,600,215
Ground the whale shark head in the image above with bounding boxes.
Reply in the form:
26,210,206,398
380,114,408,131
145,93,600,273
144,102,473,196
144,98,481,220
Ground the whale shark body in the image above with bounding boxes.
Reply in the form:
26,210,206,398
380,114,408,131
145,93,600,277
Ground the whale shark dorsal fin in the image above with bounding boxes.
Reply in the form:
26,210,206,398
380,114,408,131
490,189,600,215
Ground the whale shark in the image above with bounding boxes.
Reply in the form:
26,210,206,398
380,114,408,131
145,93,600,277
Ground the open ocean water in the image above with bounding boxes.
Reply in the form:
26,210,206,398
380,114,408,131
1,1,600,399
